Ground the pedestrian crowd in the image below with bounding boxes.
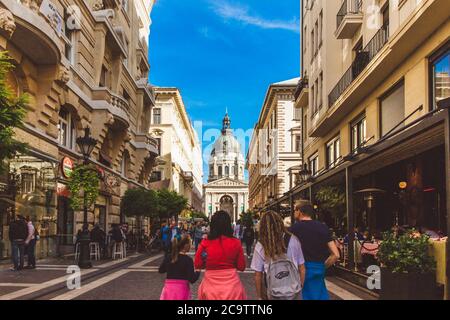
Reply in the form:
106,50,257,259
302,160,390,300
158,199,340,301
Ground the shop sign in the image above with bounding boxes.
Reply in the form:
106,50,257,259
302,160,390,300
61,157,74,178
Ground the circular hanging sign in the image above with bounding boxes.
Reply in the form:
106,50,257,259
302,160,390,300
61,157,74,178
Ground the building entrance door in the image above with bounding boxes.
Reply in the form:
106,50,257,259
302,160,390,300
220,195,234,219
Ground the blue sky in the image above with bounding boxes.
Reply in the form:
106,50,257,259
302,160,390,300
149,0,300,181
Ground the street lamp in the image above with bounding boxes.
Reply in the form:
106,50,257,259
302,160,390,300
76,127,97,269
298,163,312,182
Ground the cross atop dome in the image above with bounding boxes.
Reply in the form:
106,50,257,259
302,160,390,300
222,111,231,133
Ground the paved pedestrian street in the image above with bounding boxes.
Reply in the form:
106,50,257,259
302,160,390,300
0,253,376,301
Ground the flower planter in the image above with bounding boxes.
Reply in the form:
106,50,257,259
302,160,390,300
380,268,437,300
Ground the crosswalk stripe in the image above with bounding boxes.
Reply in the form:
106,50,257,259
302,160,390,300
0,283,35,287
0,269,98,300
50,254,164,300
51,270,129,300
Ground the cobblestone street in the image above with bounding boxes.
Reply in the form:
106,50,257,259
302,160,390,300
0,252,376,300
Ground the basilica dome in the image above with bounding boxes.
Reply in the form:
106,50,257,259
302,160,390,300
208,113,246,182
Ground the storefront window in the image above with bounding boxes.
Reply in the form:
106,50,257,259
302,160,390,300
430,44,449,110
0,153,58,257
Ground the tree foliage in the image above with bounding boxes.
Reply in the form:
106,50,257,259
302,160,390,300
67,165,100,210
0,51,28,174
121,187,159,219
157,189,188,220
191,210,209,222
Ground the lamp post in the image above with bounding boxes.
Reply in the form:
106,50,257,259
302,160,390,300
76,128,97,269
298,163,312,183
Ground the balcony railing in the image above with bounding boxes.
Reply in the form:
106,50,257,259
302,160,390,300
182,171,194,182
329,26,389,107
337,0,363,29
294,77,309,101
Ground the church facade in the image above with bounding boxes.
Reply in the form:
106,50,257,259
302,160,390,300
203,113,249,222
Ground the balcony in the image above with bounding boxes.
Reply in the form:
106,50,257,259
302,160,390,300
2,0,62,65
329,26,389,108
335,0,363,39
309,0,449,138
294,77,309,109
134,133,159,157
92,88,131,128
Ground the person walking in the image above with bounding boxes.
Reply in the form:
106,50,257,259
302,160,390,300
251,211,305,300
233,220,243,241
8,215,28,271
161,222,171,256
242,222,255,257
194,222,203,252
159,235,200,300
194,211,246,300
24,216,37,269
290,201,340,300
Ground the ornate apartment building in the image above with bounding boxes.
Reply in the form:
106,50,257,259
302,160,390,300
0,0,158,258
247,78,302,211
292,0,449,253
151,87,203,212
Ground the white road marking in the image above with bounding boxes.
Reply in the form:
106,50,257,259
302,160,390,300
50,254,164,300
325,280,363,300
51,269,130,300
0,283,35,287
0,269,97,300
35,267,99,271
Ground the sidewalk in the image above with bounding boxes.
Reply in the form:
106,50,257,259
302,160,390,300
0,256,76,272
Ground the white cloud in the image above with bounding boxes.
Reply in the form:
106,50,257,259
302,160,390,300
210,1,299,33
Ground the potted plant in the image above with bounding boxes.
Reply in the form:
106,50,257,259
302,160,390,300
377,230,437,300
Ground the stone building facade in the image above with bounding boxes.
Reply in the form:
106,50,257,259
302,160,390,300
0,0,158,258
150,87,203,212
287,0,450,282
247,78,301,211
204,113,248,222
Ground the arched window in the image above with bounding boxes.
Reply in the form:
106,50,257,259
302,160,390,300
58,107,77,150
209,165,214,176
218,166,223,176
225,166,229,176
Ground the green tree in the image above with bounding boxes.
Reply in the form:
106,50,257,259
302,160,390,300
191,210,209,222
0,51,28,174
157,189,188,222
121,188,159,220
121,188,159,251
